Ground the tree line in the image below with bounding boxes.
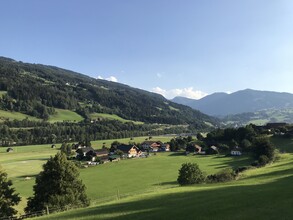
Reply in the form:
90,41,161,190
0,119,191,147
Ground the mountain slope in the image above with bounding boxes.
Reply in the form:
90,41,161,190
0,56,218,127
172,89,293,116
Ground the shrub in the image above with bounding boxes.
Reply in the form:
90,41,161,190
258,155,270,166
177,163,206,186
207,168,236,183
235,166,254,174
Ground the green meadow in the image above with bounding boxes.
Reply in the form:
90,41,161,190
48,108,84,123
0,109,40,121
37,153,293,220
0,108,84,123
89,113,144,124
0,136,293,219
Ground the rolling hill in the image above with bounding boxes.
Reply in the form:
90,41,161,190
172,89,293,117
0,56,217,127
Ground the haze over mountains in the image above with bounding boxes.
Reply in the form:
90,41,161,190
172,89,293,116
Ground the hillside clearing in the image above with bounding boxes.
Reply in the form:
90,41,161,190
89,113,144,124
0,109,40,121
48,109,84,123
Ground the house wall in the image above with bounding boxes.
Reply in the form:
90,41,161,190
231,151,242,156
128,148,138,157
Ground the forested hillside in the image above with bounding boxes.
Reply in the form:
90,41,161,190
0,57,218,146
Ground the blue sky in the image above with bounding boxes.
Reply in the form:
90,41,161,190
1,0,293,99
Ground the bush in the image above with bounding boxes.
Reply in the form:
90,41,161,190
207,168,236,183
235,166,254,174
258,155,270,166
177,163,206,186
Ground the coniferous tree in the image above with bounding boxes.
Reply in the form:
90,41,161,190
0,167,21,218
25,153,89,213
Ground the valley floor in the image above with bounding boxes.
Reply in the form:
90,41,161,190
1,136,293,220
36,153,293,220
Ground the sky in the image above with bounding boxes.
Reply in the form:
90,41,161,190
1,0,293,99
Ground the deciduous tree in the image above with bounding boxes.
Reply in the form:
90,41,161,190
177,163,205,185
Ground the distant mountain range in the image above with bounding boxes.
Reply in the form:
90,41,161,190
172,89,293,116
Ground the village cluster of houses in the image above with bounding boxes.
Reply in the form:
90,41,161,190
74,141,170,164
185,144,242,156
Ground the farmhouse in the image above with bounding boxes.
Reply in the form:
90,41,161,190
94,149,109,162
141,141,161,151
76,146,94,157
160,143,170,152
95,149,109,157
231,147,242,156
186,144,202,154
141,141,170,152
116,144,141,158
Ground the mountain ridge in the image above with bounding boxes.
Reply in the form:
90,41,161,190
172,89,293,116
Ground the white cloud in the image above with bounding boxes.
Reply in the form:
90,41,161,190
106,76,118,82
97,75,118,82
152,87,208,100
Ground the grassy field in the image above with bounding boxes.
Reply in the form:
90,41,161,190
37,152,293,220
48,108,84,123
0,109,40,121
0,136,173,213
1,136,293,219
0,144,59,212
89,113,144,124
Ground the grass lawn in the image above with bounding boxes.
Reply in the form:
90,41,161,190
0,136,173,214
90,113,144,124
3,136,293,219
37,152,293,220
0,144,58,213
0,109,40,121
271,136,293,153
80,153,252,204
48,108,84,123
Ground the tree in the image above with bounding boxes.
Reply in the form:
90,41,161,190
25,153,90,213
253,137,275,161
196,132,204,141
177,163,206,185
0,168,21,218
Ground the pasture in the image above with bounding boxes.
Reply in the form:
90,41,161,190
48,108,84,123
0,109,40,121
37,153,293,220
0,136,250,215
1,136,292,219
89,113,144,124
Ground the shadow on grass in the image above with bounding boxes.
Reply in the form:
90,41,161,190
153,181,177,186
40,174,293,220
168,152,185,157
18,174,38,178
